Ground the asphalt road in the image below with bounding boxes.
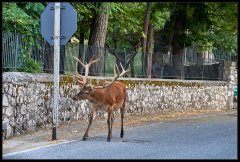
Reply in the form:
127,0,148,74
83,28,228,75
3,113,237,159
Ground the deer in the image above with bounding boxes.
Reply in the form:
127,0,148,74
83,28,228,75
72,56,129,142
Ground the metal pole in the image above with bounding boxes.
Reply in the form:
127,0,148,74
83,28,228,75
142,52,144,78
124,48,126,77
52,2,61,141
202,54,204,80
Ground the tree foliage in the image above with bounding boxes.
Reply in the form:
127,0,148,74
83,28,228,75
206,2,237,51
2,2,45,73
71,2,96,44
2,2,44,38
3,2,237,55
106,2,146,50
180,2,237,52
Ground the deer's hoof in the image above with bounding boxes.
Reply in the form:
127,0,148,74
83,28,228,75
107,138,111,142
82,137,88,141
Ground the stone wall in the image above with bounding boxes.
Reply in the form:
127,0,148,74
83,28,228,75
2,59,237,139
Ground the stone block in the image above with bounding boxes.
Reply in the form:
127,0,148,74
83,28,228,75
2,94,8,107
5,106,14,117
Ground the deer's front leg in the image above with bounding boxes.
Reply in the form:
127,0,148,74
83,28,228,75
107,108,113,142
110,113,115,138
82,108,96,141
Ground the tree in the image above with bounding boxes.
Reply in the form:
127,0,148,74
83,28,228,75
105,2,170,78
146,24,154,78
106,2,146,77
3,2,236,76
71,2,96,74
71,2,95,45
87,2,109,76
2,2,45,73
206,2,237,52
154,2,237,78
178,2,237,52
2,2,44,40
142,2,152,78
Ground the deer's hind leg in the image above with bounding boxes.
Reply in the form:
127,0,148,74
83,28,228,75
120,104,125,139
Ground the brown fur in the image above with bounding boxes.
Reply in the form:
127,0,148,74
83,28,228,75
72,81,126,141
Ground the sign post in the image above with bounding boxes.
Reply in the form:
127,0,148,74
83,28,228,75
52,2,61,140
40,2,77,140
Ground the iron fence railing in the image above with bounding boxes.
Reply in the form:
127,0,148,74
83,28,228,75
2,32,27,70
2,31,46,71
2,31,237,81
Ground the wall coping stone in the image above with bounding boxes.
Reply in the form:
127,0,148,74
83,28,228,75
2,72,228,85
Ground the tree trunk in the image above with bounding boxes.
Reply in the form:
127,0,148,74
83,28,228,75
142,2,152,77
129,49,137,78
170,4,187,79
79,29,84,45
88,13,108,76
146,24,154,78
154,3,187,79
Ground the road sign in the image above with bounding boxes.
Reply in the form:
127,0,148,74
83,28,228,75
40,2,77,46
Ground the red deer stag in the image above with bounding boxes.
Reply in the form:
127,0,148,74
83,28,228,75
72,56,129,141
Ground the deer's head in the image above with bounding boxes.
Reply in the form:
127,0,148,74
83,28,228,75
72,85,94,101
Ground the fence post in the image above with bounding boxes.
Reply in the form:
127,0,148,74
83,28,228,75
218,48,220,60
14,34,19,71
202,53,204,80
124,48,127,76
184,46,187,65
141,52,144,78
103,47,106,77
181,53,184,79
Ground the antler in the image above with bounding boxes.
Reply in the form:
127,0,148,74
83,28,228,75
94,62,129,89
73,56,100,88
73,55,129,90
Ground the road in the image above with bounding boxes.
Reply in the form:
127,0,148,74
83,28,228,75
3,113,237,159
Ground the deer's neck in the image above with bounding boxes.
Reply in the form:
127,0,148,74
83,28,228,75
88,89,105,104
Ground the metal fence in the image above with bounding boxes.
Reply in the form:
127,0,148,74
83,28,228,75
2,31,237,80
2,32,27,70
2,31,46,71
